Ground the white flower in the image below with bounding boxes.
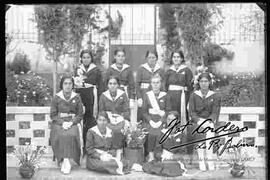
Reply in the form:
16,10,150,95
74,76,84,87
77,69,84,76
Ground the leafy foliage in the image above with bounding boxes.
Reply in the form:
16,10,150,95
159,3,223,65
6,69,52,106
7,52,31,74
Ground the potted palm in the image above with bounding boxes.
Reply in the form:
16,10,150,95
122,121,148,165
225,147,255,177
13,143,46,179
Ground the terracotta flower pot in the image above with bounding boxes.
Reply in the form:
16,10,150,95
124,147,144,165
230,163,245,177
19,166,35,179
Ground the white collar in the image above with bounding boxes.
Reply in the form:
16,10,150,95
141,63,161,73
103,89,125,101
169,64,187,73
111,63,130,72
79,63,97,73
56,90,77,102
146,90,167,99
91,126,112,138
194,90,215,99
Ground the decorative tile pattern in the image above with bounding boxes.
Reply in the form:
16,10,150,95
243,137,255,145
6,114,15,121
229,114,241,121
33,114,45,121
258,129,265,137
243,121,256,129
19,138,31,145
19,121,30,129
33,130,45,137
6,130,15,137
259,114,265,121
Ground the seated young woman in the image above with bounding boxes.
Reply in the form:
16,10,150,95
50,75,84,174
85,112,131,175
141,74,171,162
142,111,188,177
98,75,130,160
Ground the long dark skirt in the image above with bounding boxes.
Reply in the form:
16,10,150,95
50,124,81,165
143,159,186,177
107,122,125,149
75,87,96,148
144,123,163,154
86,156,132,175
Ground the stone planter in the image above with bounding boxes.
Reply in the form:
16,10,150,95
19,166,35,179
230,163,245,177
124,147,145,165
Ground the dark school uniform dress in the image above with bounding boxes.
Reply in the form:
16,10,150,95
105,63,135,100
74,63,104,148
164,64,193,118
50,91,84,165
188,90,221,141
142,90,171,153
99,89,130,149
142,128,187,177
86,126,128,174
136,63,165,122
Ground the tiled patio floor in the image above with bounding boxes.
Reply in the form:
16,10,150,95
6,166,266,180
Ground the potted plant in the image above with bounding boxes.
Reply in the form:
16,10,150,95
122,121,148,165
225,147,255,178
13,143,46,179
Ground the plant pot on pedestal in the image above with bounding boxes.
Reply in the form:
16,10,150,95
124,147,145,165
19,166,35,179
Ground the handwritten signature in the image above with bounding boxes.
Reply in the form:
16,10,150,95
159,117,250,155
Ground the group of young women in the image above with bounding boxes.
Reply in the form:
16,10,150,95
49,48,221,176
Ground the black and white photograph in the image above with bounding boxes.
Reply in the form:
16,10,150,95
5,3,266,179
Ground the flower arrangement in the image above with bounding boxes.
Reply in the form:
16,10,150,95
193,64,215,86
224,147,255,177
122,121,148,149
13,143,46,170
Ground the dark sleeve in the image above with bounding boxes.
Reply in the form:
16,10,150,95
164,70,170,92
85,130,102,159
188,93,200,123
142,93,151,123
164,94,172,122
185,68,194,96
50,97,64,126
159,69,166,92
136,67,143,99
128,68,136,100
208,93,222,123
154,134,164,161
96,68,105,98
98,94,106,113
72,95,84,125
104,68,112,89
121,93,130,120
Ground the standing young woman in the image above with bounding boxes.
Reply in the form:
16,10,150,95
164,50,193,134
99,76,130,161
142,74,171,162
189,72,221,171
74,49,104,152
50,75,84,174
105,48,135,106
136,49,165,122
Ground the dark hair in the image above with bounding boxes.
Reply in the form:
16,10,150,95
96,111,109,122
80,49,94,64
59,74,74,90
195,72,213,90
106,75,120,86
169,50,185,65
145,49,158,59
166,111,179,128
112,48,126,64
150,73,162,83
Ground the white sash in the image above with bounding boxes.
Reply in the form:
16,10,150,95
147,91,164,128
147,91,160,111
